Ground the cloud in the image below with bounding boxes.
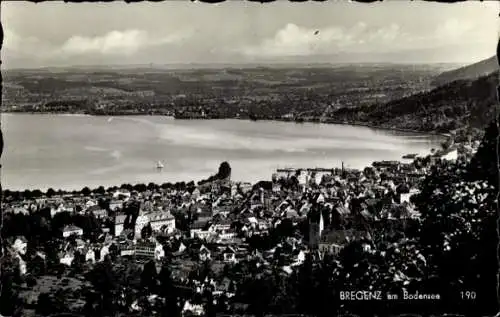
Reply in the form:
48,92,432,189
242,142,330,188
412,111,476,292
434,19,474,42
3,28,192,63
60,29,190,56
235,14,498,60
3,29,51,55
236,22,407,57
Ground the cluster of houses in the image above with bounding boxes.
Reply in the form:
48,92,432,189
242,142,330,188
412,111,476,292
2,139,480,315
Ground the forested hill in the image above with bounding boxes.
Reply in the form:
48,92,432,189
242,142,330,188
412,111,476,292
330,71,499,139
431,56,497,87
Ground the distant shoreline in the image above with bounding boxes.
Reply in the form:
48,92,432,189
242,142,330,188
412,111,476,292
1,111,451,140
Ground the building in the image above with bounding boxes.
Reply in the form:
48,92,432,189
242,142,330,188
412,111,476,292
99,245,110,262
60,252,75,266
148,211,176,234
182,300,205,316
308,211,324,249
87,205,107,219
199,245,211,261
121,248,135,257
212,219,233,232
439,148,459,161
109,200,124,211
135,214,150,237
12,236,28,255
217,231,237,242
154,243,165,261
85,248,96,263
222,246,237,263
400,189,420,204
135,241,156,259
62,225,84,238
15,254,27,276
190,220,210,239
114,214,127,237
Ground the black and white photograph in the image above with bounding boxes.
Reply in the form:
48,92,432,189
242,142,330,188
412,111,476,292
0,1,499,316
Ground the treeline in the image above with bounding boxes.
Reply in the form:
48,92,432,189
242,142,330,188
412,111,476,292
2,207,104,243
2,181,199,202
2,162,235,200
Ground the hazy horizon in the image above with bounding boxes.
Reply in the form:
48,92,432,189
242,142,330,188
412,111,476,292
2,1,499,69
2,61,466,72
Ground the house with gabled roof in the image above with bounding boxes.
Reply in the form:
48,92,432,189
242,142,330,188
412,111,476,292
62,225,83,238
85,248,96,263
12,236,28,255
190,219,211,239
198,244,211,262
222,246,237,263
59,252,75,266
135,240,156,260
86,205,107,219
148,211,176,233
182,300,204,316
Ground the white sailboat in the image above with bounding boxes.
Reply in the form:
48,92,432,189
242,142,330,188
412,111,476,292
107,117,114,123
156,161,164,169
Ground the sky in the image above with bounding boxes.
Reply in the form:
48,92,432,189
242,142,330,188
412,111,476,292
1,1,499,69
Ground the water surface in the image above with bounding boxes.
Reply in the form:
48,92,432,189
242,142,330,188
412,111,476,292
1,114,442,191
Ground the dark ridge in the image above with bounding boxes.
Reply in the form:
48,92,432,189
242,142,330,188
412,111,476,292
468,113,500,188
432,56,497,87
331,71,498,138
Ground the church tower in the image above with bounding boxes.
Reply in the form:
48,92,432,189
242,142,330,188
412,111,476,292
308,209,324,249
319,210,324,238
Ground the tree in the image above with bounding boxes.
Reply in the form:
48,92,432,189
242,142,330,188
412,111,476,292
159,262,180,317
467,114,500,189
204,290,217,317
72,250,86,274
36,293,55,316
120,183,133,191
0,271,22,316
141,222,153,240
51,211,72,232
86,260,117,313
109,243,119,261
81,186,91,197
82,291,100,316
137,293,153,314
412,150,498,313
242,274,275,317
94,186,106,195
3,189,12,200
46,188,56,198
23,189,32,200
134,183,147,193
141,260,158,294
28,254,47,276
32,189,43,198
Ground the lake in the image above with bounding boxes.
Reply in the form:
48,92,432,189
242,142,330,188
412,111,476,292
1,114,443,191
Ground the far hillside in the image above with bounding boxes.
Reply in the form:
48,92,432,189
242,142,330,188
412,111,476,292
432,56,497,87
331,71,499,140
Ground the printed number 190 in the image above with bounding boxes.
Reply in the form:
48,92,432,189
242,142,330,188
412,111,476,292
460,291,477,300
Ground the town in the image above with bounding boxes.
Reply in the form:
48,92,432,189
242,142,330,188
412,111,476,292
0,137,488,317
